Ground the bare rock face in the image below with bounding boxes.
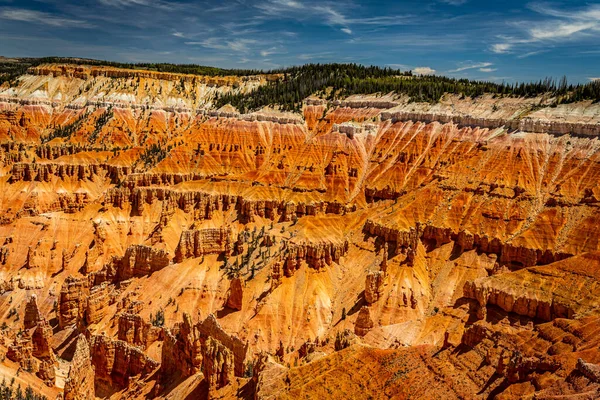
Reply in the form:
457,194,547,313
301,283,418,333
95,245,170,284
335,329,359,351
365,271,384,304
202,337,235,390
226,277,243,310
284,240,349,276
85,282,111,325
174,227,232,263
252,352,288,399
24,246,43,269
64,334,95,400
161,313,248,380
90,334,159,389
117,312,162,349
270,261,283,291
463,253,600,321
6,336,36,372
58,276,90,329
577,359,600,383
354,306,374,337
196,314,249,377
161,312,203,378
8,298,57,385
37,359,56,386
32,320,55,361
24,294,43,330
379,242,389,274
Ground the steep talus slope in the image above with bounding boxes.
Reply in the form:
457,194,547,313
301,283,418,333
0,64,599,399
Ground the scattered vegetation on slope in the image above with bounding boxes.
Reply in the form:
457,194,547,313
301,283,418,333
42,111,90,144
0,377,47,400
215,64,600,112
138,143,170,170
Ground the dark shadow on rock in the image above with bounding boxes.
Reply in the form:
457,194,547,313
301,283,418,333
217,305,238,319
236,378,255,400
348,295,366,317
184,378,208,400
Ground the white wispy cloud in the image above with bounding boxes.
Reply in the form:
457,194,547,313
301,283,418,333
413,66,436,75
99,0,176,10
297,51,334,61
259,46,286,57
516,50,546,59
0,8,91,27
256,1,410,36
185,38,258,53
590,77,600,82
491,43,512,54
491,3,600,54
439,0,468,5
386,63,411,70
449,62,492,72
479,67,497,72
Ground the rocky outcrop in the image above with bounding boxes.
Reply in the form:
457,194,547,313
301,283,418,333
23,294,43,330
32,320,56,385
226,277,243,311
104,185,357,222
335,329,359,351
270,261,283,291
380,110,600,137
32,320,55,361
162,313,248,380
174,228,232,263
6,336,36,372
333,122,379,139
85,282,112,325
202,337,235,390
196,314,248,377
35,144,86,160
577,359,600,383
7,295,57,385
58,276,90,329
283,240,348,275
64,334,95,400
462,253,600,321
29,64,261,87
161,313,203,378
364,221,571,269
93,245,170,284
117,312,162,349
90,334,159,389
354,306,374,337
9,162,130,184
365,271,384,304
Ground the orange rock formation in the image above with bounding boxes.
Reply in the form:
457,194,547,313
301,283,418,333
0,64,599,399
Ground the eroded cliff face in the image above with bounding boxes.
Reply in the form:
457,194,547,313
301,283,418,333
1,65,600,399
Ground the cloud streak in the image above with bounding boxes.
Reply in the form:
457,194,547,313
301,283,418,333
0,8,91,28
449,62,493,72
491,3,600,54
255,0,411,35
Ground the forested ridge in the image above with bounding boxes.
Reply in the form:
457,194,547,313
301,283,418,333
2,58,599,111
215,64,600,112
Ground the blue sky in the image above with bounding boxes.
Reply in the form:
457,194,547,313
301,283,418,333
1,0,599,83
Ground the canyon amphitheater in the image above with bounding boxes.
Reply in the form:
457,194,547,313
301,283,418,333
0,63,600,399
